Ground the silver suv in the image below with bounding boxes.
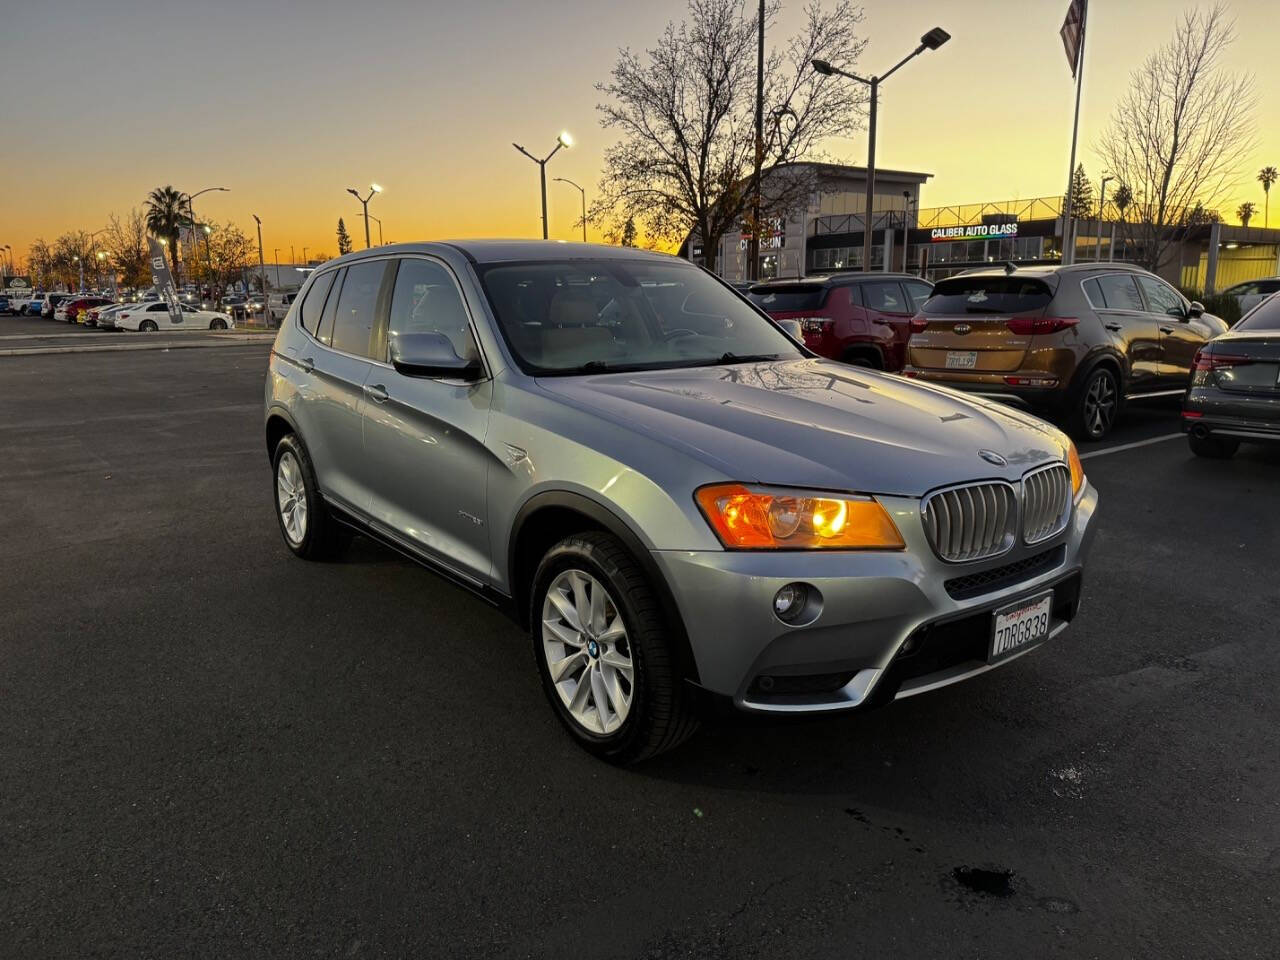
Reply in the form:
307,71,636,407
264,241,1098,762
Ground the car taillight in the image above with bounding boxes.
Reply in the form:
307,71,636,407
909,316,929,334
1006,316,1078,335
1192,350,1252,371
800,317,834,334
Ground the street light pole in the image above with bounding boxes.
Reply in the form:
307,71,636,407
513,132,573,240
553,178,587,242
273,249,281,287
346,184,383,249
749,0,764,282
252,215,267,328
302,247,309,266
1095,175,1113,262
181,186,229,288
367,213,384,246
812,26,949,273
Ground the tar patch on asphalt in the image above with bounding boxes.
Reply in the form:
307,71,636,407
952,866,1016,898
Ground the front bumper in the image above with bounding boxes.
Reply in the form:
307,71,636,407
654,483,1098,714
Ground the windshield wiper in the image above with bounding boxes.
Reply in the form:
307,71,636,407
713,351,783,365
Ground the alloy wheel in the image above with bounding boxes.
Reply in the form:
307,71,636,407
276,451,308,545
1083,371,1117,438
541,569,635,735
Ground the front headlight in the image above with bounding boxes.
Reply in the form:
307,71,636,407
695,483,905,550
1067,441,1085,499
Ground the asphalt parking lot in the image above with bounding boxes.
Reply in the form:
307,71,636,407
3,341,1277,959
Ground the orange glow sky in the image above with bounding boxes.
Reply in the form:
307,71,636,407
2,0,1277,265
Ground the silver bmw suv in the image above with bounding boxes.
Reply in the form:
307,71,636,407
264,241,1097,762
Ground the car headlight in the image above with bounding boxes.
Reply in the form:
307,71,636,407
1067,441,1085,499
695,483,905,550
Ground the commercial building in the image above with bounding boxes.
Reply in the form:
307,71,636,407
686,162,1280,294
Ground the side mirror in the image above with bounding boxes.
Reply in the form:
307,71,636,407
776,318,804,341
1188,301,1204,319
389,331,483,380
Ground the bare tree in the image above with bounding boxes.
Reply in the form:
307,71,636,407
1095,3,1256,273
590,0,868,273
203,221,257,298
104,209,152,289
27,239,54,287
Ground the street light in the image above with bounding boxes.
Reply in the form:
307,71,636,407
552,178,587,243
513,132,572,240
181,186,229,285
812,26,949,273
347,183,382,249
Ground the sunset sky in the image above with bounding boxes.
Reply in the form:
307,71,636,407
2,0,1277,265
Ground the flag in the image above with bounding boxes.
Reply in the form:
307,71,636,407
148,237,184,324
1060,0,1086,78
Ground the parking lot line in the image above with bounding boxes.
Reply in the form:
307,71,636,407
1080,433,1182,460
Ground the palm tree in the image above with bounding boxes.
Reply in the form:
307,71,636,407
1237,201,1257,228
145,185,187,279
1259,167,1278,228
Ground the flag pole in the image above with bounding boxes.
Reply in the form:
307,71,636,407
1062,0,1088,265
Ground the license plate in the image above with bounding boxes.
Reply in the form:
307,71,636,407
945,350,978,369
990,591,1053,662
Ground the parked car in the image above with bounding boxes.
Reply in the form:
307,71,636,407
25,296,45,315
64,296,112,324
90,303,130,329
42,293,75,319
1182,292,1280,457
264,241,1096,763
0,296,9,315
114,301,233,331
749,273,932,371
1221,277,1280,319
268,291,299,323
904,263,1229,440
9,292,41,315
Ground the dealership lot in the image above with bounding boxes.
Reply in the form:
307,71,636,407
3,343,1277,958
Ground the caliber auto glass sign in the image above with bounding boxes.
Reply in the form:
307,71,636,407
930,222,1019,242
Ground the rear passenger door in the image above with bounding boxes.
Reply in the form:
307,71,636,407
306,259,392,513
860,280,913,370
1083,274,1160,391
360,256,494,584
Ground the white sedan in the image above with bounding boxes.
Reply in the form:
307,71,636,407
114,301,234,332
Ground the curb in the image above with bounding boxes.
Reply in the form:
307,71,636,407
0,335,276,357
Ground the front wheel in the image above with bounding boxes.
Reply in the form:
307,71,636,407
531,532,697,764
1069,367,1120,440
1189,433,1239,459
210,319,227,330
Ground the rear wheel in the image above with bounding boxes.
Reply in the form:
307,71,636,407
842,348,882,370
272,433,350,560
139,320,158,332
1069,366,1120,440
1188,433,1239,459
531,531,697,764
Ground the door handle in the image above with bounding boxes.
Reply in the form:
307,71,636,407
299,356,314,373
363,383,389,403
1159,326,1175,335
1104,323,1122,332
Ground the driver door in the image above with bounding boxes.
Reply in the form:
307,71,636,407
1136,275,1200,386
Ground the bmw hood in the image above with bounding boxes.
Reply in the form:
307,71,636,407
536,358,1069,497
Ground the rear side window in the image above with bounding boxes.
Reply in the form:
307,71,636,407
299,271,336,335
922,276,1053,315
749,284,827,312
1236,295,1280,331
1085,275,1144,311
862,281,907,313
329,260,387,357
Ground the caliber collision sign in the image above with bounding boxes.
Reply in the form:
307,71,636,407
147,238,183,323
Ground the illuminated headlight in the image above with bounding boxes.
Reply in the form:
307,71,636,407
695,483,904,550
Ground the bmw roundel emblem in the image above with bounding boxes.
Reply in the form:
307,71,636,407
978,449,1008,467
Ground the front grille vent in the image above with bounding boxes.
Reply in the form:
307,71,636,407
1021,464,1073,544
921,482,1017,562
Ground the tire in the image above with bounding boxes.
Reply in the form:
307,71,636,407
210,319,227,330
271,433,351,561
139,320,158,332
1189,433,1239,459
1069,365,1120,440
843,349,881,370
531,531,698,764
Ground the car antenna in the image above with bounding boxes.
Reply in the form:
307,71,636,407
1003,261,1018,275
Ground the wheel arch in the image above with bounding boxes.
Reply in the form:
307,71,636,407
841,343,885,369
508,490,700,684
264,407,300,460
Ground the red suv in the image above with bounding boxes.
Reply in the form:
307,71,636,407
65,297,112,324
749,273,933,371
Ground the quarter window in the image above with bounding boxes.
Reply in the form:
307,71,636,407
384,258,478,362
1136,276,1186,318
299,270,336,335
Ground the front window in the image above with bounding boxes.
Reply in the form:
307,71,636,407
477,259,802,375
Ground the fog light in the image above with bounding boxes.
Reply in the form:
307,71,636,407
773,583,807,621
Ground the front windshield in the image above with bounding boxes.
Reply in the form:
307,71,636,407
477,259,803,375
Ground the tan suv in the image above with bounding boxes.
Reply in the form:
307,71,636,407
904,263,1229,439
